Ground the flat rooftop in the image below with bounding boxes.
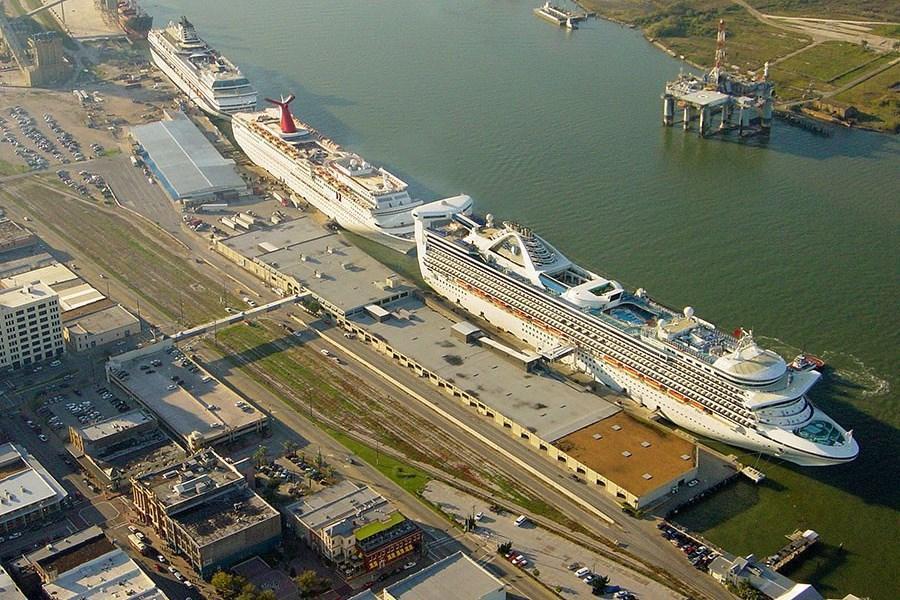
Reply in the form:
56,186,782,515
0,218,36,252
0,281,57,309
66,304,139,335
286,480,391,533
173,487,278,548
79,410,155,443
56,281,105,312
0,251,56,279
25,525,106,568
1,263,77,288
555,412,697,496
220,217,408,314
349,298,619,440
0,443,67,523
109,347,266,445
131,111,246,199
135,449,242,510
384,551,505,600
42,547,169,600
0,563,27,599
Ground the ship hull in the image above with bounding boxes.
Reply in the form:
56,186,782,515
418,232,856,467
148,36,257,118
232,118,417,245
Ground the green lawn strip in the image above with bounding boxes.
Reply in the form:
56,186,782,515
832,62,900,129
774,41,878,83
829,52,897,87
0,159,27,176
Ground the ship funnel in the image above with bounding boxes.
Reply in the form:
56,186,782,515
265,94,297,134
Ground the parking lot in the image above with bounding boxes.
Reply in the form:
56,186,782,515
424,481,682,600
34,379,137,451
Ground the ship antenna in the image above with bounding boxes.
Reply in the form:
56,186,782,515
264,94,297,134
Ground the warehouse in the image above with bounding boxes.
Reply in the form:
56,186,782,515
64,305,141,353
131,111,248,205
212,216,411,317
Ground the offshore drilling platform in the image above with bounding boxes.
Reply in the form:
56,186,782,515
662,20,775,137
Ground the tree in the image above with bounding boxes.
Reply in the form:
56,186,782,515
282,440,298,456
591,575,610,595
211,571,248,599
252,444,269,468
295,570,320,596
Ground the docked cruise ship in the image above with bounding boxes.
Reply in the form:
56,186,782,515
148,17,257,117
232,96,421,243
413,197,859,466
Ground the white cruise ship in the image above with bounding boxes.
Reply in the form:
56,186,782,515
413,197,859,466
148,17,257,117
232,96,421,243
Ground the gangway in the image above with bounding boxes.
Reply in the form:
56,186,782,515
172,292,310,342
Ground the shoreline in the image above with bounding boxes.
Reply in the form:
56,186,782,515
570,0,895,134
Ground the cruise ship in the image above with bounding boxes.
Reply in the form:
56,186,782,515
413,197,859,466
148,17,257,117
232,96,421,243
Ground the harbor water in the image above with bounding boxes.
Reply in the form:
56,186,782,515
145,1,899,597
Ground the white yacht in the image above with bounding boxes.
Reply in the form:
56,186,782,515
232,95,421,243
413,197,859,466
148,17,257,117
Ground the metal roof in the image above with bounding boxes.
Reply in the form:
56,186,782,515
131,112,245,199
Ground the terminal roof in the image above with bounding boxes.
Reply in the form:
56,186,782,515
349,298,619,440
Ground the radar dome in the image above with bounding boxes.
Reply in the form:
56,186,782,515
683,306,695,318
658,318,668,329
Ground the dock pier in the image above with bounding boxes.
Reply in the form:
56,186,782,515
764,530,820,572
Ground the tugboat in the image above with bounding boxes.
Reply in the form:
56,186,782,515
790,354,825,371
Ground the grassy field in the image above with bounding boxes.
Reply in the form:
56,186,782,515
3,180,240,325
326,429,432,497
832,62,900,130
768,41,893,100
584,1,811,71
0,159,27,176
746,0,900,22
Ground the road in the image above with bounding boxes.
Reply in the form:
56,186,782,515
195,341,554,600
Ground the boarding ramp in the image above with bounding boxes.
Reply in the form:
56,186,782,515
172,292,310,341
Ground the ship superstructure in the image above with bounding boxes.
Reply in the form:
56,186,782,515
148,17,256,117
413,198,858,466
232,96,422,242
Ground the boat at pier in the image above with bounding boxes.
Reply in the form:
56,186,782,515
148,17,257,117
232,96,421,244
412,197,859,466
534,3,581,29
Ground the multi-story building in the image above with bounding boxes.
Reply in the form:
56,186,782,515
285,481,422,578
64,304,141,353
68,409,184,491
0,442,68,533
131,449,281,577
11,526,169,600
0,281,64,370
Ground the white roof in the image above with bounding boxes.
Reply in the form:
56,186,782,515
0,443,68,524
384,552,505,599
0,281,57,309
57,282,105,312
42,548,169,600
2,263,77,288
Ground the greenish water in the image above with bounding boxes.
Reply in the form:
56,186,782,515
146,1,899,597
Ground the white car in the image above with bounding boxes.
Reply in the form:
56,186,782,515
475,512,484,521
